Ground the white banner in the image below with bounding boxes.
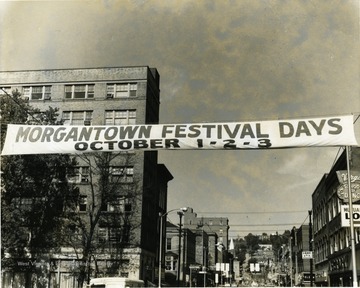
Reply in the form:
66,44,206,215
1,115,358,155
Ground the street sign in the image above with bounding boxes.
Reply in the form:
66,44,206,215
302,251,313,259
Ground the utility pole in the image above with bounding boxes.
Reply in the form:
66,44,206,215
293,227,298,286
289,236,293,287
346,146,358,287
177,211,184,287
309,210,313,287
158,207,188,288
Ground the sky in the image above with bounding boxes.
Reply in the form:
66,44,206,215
1,0,360,238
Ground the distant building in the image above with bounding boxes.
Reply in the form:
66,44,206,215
183,208,231,285
0,67,172,287
183,207,230,263
291,225,312,286
164,222,196,286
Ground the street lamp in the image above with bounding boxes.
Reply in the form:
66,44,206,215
158,207,188,288
293,226,298,286
177,210,184,287
216,242,225,286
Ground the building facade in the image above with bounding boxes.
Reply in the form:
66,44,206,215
312,147,360,287
183,208,231,285
0,67,172,287
291,225,312,286
164,222,197,286
183,207,230,262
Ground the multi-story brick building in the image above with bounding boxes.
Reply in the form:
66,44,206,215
312,147,360,286
291,225,312,286
0,67,173,287
164,222,197,286
182,208,230,285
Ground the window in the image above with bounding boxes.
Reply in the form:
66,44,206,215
23,86,51,100
105,110,136,125
67,225,83,243
110,166,134,183
165,256,177,271
166,238,172,250
62,111,93,125
0,87,11,95
65,84,94,99
109,228,122,242
13,198,34,210
68,166,90,183
79,195,87,212
102,197,131,214
106,197,126,213
98,227,107,243
98,227,129,243
106,83,137,98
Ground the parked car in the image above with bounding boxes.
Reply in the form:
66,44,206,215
88,277,144,288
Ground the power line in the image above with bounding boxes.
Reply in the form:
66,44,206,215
198,210,307,215
230,223,302,227
230,229,289,232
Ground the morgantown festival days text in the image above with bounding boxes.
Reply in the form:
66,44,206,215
2,116,358,155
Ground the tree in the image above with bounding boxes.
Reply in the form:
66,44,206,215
1,90,153,287
1,90,78,288
61,151,143,287
234,238,247,264
270,231,290,257
244,233,260,255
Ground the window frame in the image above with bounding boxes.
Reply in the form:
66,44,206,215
166,237,172,250
98,227,108,243
104,197,127,213
62,111,93,125
0,87,11,96
64,84,95,99
108,202,123,213
79,195,87,212
106,83,137,98
68,166,90,183
110,166,134,183
105,109,137,125
23,85,52,100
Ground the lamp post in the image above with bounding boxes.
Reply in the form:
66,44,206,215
293,227,298,286
177,210,185,287
309,210,313,287
289,236,293,287
216,242,224,286
158,207,188,288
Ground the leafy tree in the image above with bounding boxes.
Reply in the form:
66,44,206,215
270,231,290,257
1,90,77,287
244,233,260,255
62,152,143,287
233,238,247,264
1,90,150,287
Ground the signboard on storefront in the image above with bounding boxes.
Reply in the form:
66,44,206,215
337,170,360,202
341,205,360,227
302,251,313,259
